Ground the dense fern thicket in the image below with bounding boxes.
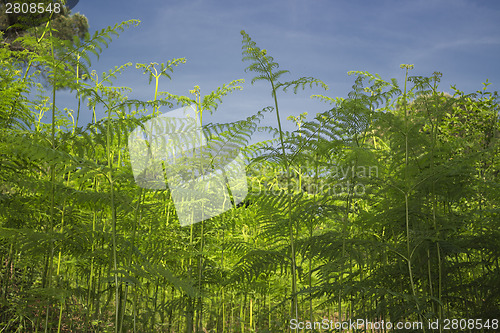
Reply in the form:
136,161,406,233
1,19,499,333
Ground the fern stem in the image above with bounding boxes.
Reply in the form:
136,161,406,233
401,65,425,330
44,17,58,333
75,53,81,129
269,75,298,323
105,102,120,333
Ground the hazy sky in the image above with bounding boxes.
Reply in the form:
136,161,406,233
56,0,500,138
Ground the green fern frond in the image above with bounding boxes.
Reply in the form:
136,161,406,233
240,30,289,85
202,79,244,114
231,248,290,282
276,76,328,94
135,58,187,85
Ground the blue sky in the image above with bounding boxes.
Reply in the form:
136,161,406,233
57,0,500,139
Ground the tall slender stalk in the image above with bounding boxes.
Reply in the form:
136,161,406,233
240,33,327,324
193,86,206,332
426,74,443,331
258,49,298,321
44,17,58,333
400,65,425,329
106,112,120,333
